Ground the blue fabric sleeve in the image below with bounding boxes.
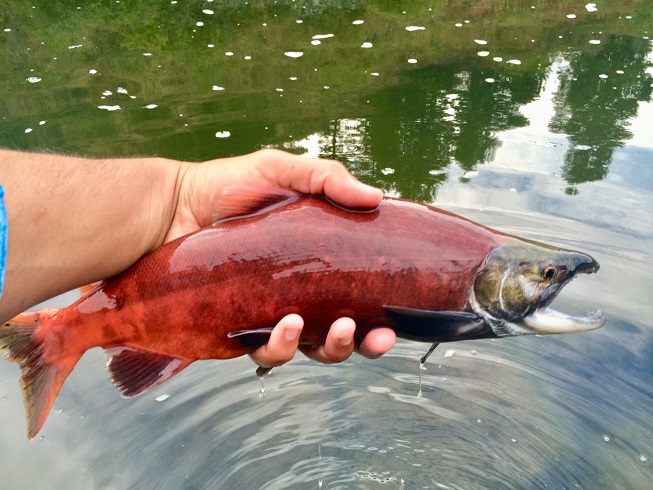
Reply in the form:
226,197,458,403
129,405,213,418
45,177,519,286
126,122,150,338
0,185,6,297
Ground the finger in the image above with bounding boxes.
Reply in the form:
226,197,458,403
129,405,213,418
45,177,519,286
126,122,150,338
253,149,383,210
356,328,396,359
299,317,356,364
249,314,304,368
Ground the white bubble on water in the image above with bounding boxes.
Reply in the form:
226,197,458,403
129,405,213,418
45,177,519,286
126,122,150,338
284,51,304,58
474,39,488,45
639,455,648,463
98,105,121,111
603,435,610,442
407,58,417,64
26,77,41,83
361,42,373,48
202,9,214,14
406,26,425,31
196,22,204,27
244,55,251,60
143,52,152,56
586,3,598,12
507,59,522,65
599,74,608,79
215,131,231,138
485,78,495,83
381,168,395,175
616,70,625,74
455,23,463,27
39,120,46,125
3,28,10,32
493,56,503,62
207,44,214,48
352,20,364,25
370,72,379,76
444,349,455,357
312,34,334,39
102,90,112,96
89,69,97,74
589,39,601,44
24,128,33,133
225,51,233,56
478,51,490,57
566,14,577,19
144,104,158,109
311,40,321,45
155,394,169,402
212,85,225,91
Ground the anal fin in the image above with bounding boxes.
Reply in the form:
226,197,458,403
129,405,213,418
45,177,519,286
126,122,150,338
105,347,192,397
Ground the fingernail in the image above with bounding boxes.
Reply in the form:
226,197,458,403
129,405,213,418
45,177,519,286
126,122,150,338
285,327,301,341
338,334,354,346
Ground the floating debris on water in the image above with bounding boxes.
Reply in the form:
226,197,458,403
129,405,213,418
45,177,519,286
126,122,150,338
89,69,97,74
406,26,425,31
444,349,455,357
212,85,225,91
478,51,490,57
589,39,601,44
352,20,364,25
485,78,495,83
507,59,522,65
407,58,417,64
196,22,204,27
98,105,121,111
68,44,83,49
361,42,373,48
225,51,233,56
144,104,158,109
24,128,33,133
493,56,503,62
381,168,395,175
102,90,112,96
202,9,214,15
215,131,231,138
585,3,598,12
143,52,152,56
599,74,608,79
26,77,41,83
312,34,334,40
284,51,303,58
475,39,488,45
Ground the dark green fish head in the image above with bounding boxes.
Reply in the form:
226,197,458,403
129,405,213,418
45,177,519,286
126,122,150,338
471,243,606,336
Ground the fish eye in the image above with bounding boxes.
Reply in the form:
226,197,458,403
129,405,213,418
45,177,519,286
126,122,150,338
542,266,556,279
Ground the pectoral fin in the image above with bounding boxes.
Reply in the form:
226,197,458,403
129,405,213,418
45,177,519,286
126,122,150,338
383,305,495,342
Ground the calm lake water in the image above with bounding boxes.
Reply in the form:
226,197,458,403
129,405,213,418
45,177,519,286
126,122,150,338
1,1,652,489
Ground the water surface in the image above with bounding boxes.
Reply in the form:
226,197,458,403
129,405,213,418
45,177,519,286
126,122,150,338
1,1,651,489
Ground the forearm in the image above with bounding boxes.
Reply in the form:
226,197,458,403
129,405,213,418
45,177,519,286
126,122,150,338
0,150,181,321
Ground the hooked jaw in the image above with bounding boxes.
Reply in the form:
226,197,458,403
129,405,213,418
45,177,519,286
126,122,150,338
473,246,606,337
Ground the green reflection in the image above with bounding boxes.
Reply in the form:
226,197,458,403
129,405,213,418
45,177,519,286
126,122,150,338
0,0,651,202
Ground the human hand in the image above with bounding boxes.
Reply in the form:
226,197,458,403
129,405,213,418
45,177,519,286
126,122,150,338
164,149,396,366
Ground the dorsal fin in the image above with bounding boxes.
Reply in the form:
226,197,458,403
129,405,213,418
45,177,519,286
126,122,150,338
213,185,300,223
105,347,192,397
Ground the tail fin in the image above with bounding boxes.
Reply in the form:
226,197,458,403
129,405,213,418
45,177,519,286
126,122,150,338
0,309,80,440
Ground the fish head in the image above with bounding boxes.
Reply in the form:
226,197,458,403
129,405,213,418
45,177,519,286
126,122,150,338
471,243,606,336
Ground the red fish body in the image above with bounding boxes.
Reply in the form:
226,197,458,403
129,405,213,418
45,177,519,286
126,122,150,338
0,192,604,438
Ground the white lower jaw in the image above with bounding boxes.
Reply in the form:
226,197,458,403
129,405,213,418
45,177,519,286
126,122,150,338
521,308,606,334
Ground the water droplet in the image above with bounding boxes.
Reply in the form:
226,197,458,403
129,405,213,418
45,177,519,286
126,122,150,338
155,394,169,402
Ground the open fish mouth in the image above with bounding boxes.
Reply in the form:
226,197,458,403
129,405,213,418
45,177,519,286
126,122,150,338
522,307,606,334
